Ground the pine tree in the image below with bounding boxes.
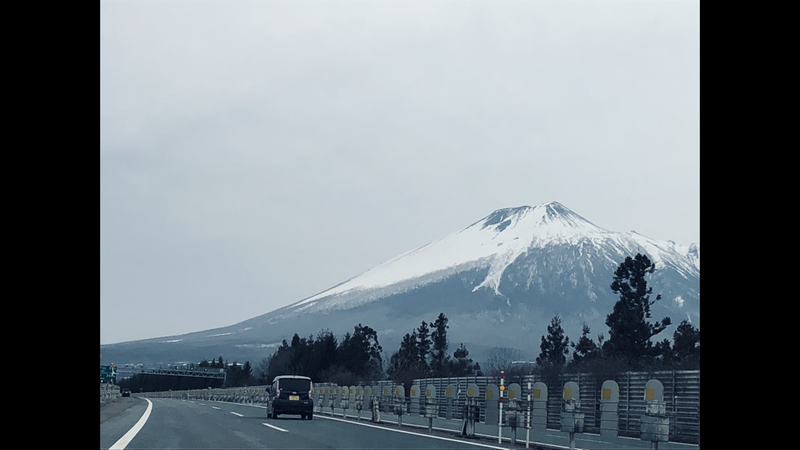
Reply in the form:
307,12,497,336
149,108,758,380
415,321,431,374
288,333,312,375
242,361,253,384
266,340,292,382
672,319,700,369
604,253,672,369
536,315,570,371
340,324,383,380
310,329,338,380
569,324,600,370
450,343,476,377
429,313,450,377
387,331,421,380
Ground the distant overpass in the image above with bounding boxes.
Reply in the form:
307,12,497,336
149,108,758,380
116,366,226,381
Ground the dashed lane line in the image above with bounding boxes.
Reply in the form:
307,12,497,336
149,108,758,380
262,423,288,432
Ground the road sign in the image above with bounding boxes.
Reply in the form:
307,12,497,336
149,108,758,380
100,365,116,383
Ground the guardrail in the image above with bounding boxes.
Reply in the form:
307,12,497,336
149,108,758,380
142,386,270,404
134,370,699,444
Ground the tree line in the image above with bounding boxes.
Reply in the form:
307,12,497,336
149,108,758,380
259,324,383,386
259,313,481,389
117,357,257,393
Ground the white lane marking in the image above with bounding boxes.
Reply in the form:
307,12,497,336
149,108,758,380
262,423,288,432
109,398,153,450
231,412,244,417
211,406,221,410
317,415,508,450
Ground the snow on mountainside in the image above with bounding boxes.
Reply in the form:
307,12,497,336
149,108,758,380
99,201,699,366
285,201,698,315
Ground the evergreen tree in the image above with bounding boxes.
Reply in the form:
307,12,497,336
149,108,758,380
242,361,253,383
266,340,292,382
604,253,672,369
288,333,313,375
338,324,383,380
449,343,477,377
429,313,450,377
310,329,338,380
654,339,674,368
569,324,600,370
536,315,570,371
387,331,421,380
672,319,700,369
415,321,431,375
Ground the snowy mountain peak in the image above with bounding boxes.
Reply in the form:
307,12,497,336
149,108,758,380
478,202,606,238
282,201,697,317
470,202,607,244
291,202,608,310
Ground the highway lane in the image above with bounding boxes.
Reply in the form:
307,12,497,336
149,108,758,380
100,397,151,450
104,397,509,449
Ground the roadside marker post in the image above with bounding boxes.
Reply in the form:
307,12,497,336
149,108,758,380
498,371,504,444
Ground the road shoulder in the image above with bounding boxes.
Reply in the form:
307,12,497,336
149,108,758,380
101,396,143,424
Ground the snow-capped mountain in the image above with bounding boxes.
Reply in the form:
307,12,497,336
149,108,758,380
284,202,698,315
100,202,699,366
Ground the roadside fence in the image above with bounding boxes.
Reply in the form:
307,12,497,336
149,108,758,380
136,369,699,444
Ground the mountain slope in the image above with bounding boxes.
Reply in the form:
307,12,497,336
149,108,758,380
101,201,699,367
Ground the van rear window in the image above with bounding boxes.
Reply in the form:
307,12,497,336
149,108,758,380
278,379,311,392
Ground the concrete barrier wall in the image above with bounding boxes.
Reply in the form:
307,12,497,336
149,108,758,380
142,386,270,404
100,382,121,404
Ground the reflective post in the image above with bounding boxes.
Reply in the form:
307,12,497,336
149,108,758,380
526,380,531,448
499,371,504,444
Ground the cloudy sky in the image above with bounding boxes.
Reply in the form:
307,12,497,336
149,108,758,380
100,0,699,345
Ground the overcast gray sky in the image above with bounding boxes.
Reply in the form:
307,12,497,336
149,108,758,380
100,0,699,345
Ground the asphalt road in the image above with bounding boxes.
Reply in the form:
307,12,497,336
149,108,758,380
100,397,510,450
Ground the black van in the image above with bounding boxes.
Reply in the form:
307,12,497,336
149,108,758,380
266,375,314,420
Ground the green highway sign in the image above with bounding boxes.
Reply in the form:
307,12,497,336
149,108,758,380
100,364,116,383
